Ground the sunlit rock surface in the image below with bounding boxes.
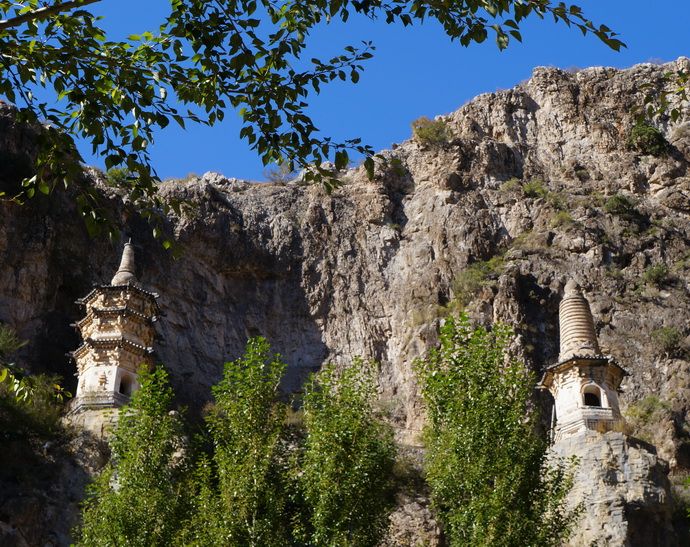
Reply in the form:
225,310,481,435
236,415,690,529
1,58,689,545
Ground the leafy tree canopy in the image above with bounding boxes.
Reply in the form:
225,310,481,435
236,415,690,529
416,313,578,546
202,336,290,546
301,359,396,546
76,338,397,546
77,366,192,547
0,0,623,237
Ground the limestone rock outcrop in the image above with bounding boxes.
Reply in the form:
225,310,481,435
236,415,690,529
553,431,676,546
1,58,690,544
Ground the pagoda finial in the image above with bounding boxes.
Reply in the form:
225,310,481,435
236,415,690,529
558,279,602,361
111,241,137,285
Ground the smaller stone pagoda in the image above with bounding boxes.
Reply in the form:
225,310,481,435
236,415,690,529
67,241,159,436
539,280,627,441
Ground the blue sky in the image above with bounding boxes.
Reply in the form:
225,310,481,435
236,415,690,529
87,1,689,181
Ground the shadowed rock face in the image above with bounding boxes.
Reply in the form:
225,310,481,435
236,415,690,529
1,59,689,544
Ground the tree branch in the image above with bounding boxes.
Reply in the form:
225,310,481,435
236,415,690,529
0,0,101,31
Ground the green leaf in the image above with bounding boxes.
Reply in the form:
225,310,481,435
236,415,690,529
364,157,375,180
334,150,348,170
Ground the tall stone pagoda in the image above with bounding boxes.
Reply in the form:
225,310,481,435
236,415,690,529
67,241,159,436
539,279,628,441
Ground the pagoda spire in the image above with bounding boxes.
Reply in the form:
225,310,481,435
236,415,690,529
558,279,602,362
111,240,137,285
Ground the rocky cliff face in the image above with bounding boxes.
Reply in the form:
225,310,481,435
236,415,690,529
553,431,676,546
1,59,689,544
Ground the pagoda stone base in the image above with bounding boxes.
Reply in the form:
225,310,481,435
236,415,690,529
66,408,120,438
65,398,125,439
552,431,676,546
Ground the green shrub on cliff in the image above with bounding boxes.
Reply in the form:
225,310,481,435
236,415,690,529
643,264,670,287
416,314,578,546
604,194,641,222
651,327,684,357
411,116,451,146
451,256,505,307
628,122,668,156
522,178,549,199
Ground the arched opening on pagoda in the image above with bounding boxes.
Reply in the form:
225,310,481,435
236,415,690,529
582,384,602,407
118,373,134,396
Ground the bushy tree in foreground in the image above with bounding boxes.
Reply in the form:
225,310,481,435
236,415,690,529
77,367,191,547
191,336,291,546
416,314,577,547
301,360,396,546
76,339,398,545
0,323,68,438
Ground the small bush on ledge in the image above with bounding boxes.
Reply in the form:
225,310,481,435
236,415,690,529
604,194,644,223
500,177,552,200
411,116,451,146
500,177,522,192
550,210,574,228
451,255,505,307
105,167,131,187
628,122,668,157
643,264,670,287
651,327,684,357
522,178,549,198
624,395,671,443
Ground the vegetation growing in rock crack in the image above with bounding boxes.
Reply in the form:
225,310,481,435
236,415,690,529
643,264,670,287
450,256,505,308
550,210,574,228
624,395,671,444
415,313,578,546
627,121,669,156
522,178,549,199
603,194,644,224
264,162,299,185
650,327,684,357
411,116,452,146
500,177,552,200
